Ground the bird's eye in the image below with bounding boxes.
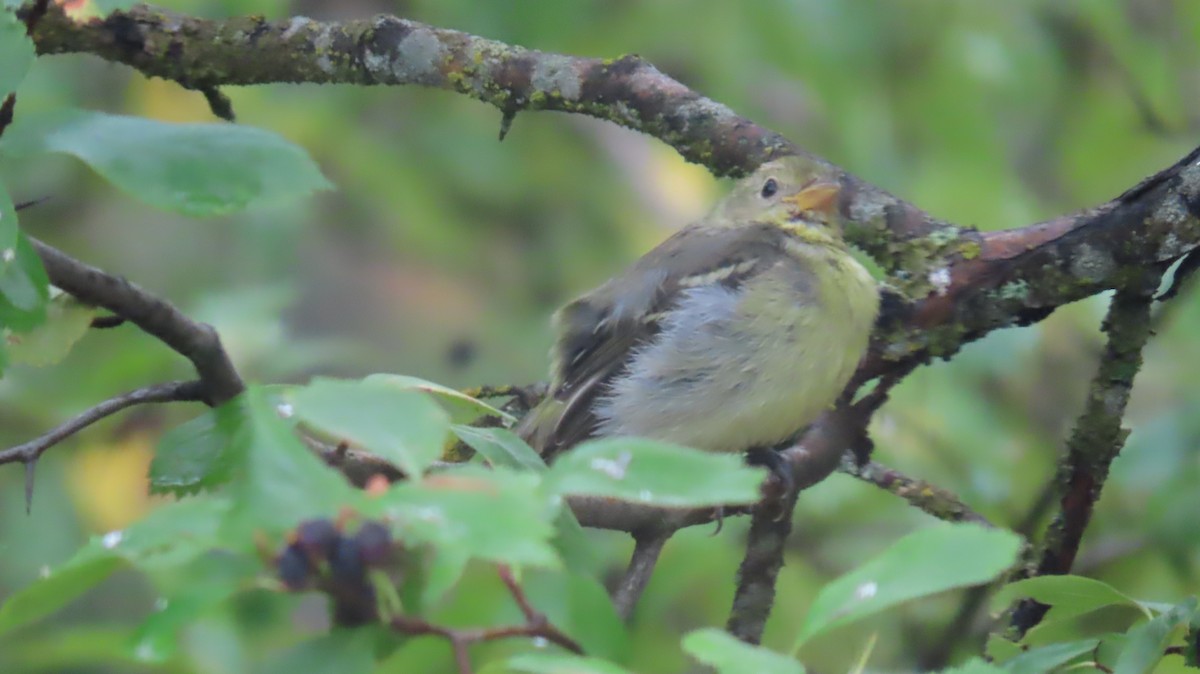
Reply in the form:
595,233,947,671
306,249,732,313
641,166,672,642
760,178,778,199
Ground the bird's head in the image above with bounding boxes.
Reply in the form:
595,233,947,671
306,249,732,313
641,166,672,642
713,155,845,244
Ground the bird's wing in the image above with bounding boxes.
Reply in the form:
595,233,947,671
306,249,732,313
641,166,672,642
530,222,791,458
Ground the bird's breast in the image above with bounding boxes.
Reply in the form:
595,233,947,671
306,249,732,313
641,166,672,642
593,247,879,452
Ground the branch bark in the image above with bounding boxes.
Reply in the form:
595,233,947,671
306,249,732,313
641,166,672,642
1008,271,1160,637
11,1,1200,650
29,237,245,406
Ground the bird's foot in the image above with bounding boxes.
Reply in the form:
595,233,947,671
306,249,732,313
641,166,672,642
709,505,726,536
745,447,795,521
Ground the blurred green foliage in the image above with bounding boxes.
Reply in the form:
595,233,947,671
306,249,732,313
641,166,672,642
2,0,1200,672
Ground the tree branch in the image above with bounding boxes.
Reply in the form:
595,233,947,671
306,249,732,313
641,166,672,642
611,530,670,621
0,380,205,511
839,458,992,526
29,237,244,406
1009,270,1161,637
389,564,583,674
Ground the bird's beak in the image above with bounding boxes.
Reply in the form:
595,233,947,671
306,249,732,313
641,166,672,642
782,180,840,219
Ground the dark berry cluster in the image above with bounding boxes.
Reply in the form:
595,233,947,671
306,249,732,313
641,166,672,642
276,518,396,626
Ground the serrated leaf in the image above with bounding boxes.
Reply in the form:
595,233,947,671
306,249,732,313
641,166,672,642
793,524,1022,651
289,377,451,478
365,466,559,569
148,405,240,495
225,387,358,537
1003,639,1100,674
367,373,515,423
453,425,545,472
0,498,227,635
684,628,804,674
991,575,1149,622
504,652,633,674
544,437,764,508
0,110,332,216
5,294,94,366
0,9,34,98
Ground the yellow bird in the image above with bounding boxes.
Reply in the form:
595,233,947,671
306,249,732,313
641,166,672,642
519,155,879,481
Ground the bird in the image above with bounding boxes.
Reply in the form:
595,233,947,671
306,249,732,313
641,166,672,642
517,154,879,487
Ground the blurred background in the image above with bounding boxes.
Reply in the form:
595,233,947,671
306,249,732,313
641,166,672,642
2,0,1200,672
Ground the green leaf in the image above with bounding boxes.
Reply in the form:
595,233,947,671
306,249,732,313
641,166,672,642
684,628,804,674
0,159,17,248
365,466,559,569
986,635,1024,663
793,524,1022,651
289,377,451,478
148,405,241,495
940,658,1008,674
991,575,1150,623
1002,639,1100,674
1113,601,1194,674
0,111,332,216
451,426,594,571
0,230,49,331
524,570,628,661
5,294,95,366
0,554,122,636
504,652,633,674
259,631,378,674
0,8,34,98
0,497,228,634
544,437,765,508
226,386,358,536
129,554,256,663
367,373,516,423
453,425,546,472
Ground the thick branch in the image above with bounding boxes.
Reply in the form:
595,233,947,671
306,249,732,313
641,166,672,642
1009,272,1160,637
29,237,244,405
26,2,944,269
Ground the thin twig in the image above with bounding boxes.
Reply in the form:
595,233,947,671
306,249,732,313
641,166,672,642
199,85,236,121
388,566,583,673
1009,271,1161,637
0,380,205,512
497,564,583,653
612,531,670,621
29,237,244,405
839,458,992,526
0,380,205,466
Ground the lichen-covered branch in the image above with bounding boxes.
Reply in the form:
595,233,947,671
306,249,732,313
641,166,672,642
839,457,992,526
24,2,946,270
23,4,1200,372
1008,271,1160,637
